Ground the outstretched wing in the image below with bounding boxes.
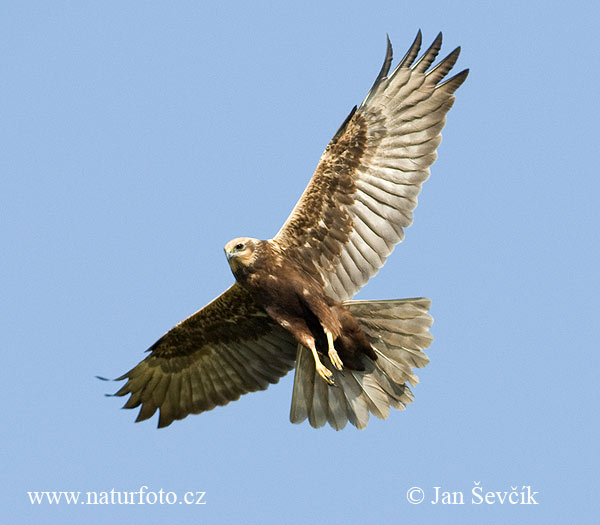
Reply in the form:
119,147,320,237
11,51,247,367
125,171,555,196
113,283,297,427
274,32,468,301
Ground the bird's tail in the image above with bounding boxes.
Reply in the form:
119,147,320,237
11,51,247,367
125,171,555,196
289,298,433,430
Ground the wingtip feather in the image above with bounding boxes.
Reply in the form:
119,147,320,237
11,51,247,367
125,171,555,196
437,68,469,93
397,29,422,69
426,46,461,84
414,32,443,73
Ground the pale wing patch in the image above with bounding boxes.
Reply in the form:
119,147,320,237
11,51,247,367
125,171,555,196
274,32,468,301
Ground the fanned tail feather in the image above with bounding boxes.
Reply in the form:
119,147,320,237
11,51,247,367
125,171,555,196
289,298,433,430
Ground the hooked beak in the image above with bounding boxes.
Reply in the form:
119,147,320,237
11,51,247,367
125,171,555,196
225,249,234,261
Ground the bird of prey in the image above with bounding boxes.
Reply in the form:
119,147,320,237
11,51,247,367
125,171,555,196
109,31,468,430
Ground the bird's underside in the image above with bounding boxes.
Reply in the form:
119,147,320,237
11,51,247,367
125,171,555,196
224,237,380,387
108,31,468,430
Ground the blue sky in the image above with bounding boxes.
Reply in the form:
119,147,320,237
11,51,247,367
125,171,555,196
2,1,598,523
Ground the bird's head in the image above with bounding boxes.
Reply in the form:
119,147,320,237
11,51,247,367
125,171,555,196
224,237,259,272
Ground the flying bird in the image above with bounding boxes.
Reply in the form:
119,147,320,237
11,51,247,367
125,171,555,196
109,31,468,430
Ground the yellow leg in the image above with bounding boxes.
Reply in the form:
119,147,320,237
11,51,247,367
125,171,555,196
308,343,334,385
325,330,344,371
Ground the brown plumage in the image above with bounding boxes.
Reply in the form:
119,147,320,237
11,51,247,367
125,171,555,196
108,31,468,429
224,238,376,373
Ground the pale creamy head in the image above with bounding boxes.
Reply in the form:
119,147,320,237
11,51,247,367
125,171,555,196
224,237,259,269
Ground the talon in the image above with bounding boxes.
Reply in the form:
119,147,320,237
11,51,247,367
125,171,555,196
326,330,344,371
329,349,344,371
316,362,335,385
307,340,335,385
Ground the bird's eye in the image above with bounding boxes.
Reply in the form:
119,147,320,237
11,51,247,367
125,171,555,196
235,243,244,251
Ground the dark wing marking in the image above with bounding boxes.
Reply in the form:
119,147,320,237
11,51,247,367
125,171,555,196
274,32,468,301
113,283,297,427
